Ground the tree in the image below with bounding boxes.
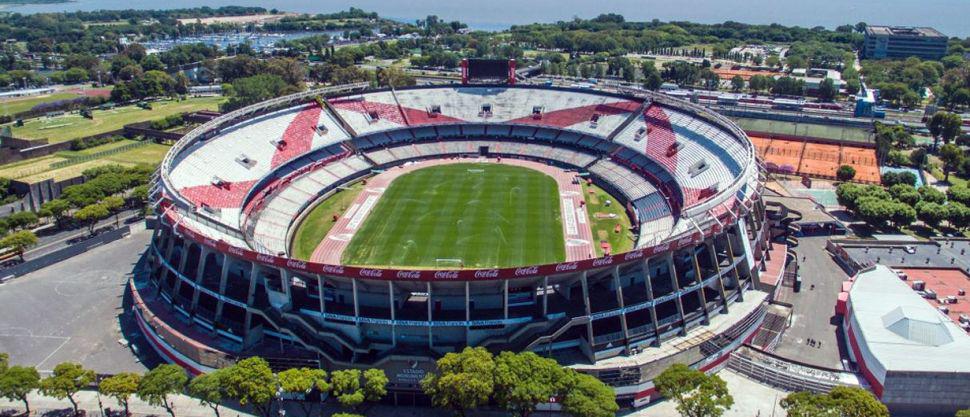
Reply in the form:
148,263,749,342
836,165,856,182
559,372,618,417
0,231,37,259
278,368,328,417
781,387,887,417
817,78,838,101
729,75,744,92
222,74,298,112
918,186,946,204
376,66,415,88
909,148,928,168
643,71,663,91
917,201,948,228
654,363,733,417
100,372,142,417
927,111,963,149
74,203,109,234
137,364,188,417
493,352,568,417
40,362,96,415
223,357,277,417
331,369,364,409
102,195,125,226
948,184,970,205
939,143,966,182
6,211,38,230
0,365,41,414
362,369,388,403
41,199,71,228
187,369,228,417
421,347,496,417
0,352,7,371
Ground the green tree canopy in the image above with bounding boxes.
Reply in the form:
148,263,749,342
654,363,734,417
781,387,887,417
100,372,142,417
421,347,496,417
0,364,41,414
331,369,364,409
74,203,110,234
493,352,568,417
559,372,619,417
939,143,966,182
278,368,328,417
40,362,95,415
187,368,228,417
836,165,856,182
223,357,277,417
137,364,188,417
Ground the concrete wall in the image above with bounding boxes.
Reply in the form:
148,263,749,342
883,370,970,417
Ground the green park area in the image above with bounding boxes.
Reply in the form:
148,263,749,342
3,96,222,143
0,139,170,183
581,182,636,256
0,92,84,117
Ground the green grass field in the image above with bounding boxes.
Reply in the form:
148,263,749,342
4,96,222,143
0,139,170,182
291,182,366,260
581,183,636,256
0,92,81,116
733,117,873,143
340,163,565,268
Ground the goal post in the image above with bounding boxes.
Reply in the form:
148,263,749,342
435,258,464,268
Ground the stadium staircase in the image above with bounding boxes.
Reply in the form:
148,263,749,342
478,315,571,351
524,316,591,351
766,201,802,248
606,99,651,142
389,87,412,126
320,97,359,137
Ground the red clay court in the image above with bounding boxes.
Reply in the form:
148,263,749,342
897,268,970,328
751,135,881,183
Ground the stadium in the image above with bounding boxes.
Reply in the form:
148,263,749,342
139,75,772,407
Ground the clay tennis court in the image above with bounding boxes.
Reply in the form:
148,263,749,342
751,135,881,183
799,142,842,178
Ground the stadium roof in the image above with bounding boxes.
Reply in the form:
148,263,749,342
849,265,970,373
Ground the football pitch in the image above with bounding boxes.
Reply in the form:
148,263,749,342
340,163,565,268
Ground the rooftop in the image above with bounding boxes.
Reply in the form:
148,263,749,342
897,267,970,329
848,265,970,373
865,25,946,38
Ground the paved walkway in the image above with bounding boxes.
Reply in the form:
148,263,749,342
0,390,512,417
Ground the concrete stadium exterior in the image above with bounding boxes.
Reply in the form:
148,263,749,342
139,83,771,407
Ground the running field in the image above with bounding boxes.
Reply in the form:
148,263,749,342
340,163,565,268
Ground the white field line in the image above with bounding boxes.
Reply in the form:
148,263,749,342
562,198,578,236
346,195,379,231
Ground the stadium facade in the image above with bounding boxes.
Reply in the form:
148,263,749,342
139,84,772,407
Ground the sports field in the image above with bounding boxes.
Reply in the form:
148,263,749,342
340,163,565,268
4,96,222,143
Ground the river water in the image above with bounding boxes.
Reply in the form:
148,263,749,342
6,0,969,38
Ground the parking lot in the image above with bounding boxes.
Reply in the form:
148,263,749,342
0,225,159,373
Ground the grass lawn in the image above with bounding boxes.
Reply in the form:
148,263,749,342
0,140,170,182
5,96,223,143
581,183,636,256
733,117,873,143
0,92,81,116
291,182,366,260
340,163,565,268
